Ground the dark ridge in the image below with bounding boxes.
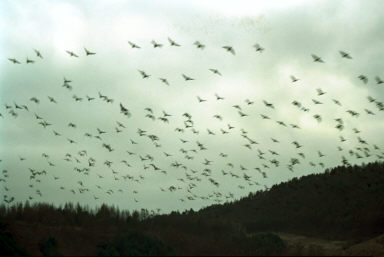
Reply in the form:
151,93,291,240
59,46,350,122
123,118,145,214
1,161,383,255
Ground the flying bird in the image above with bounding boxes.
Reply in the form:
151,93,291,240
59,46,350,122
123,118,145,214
34,49,43,58
66,50,79,57
138,70,150,79
215,93,224,100
263,100,274,109
311,54,324,63
128,41,141,48
223,46,235,55
26,58,35,64
316,88,326,96
312,99,323,105
48,96,57,103
245,99,254,105
375,76,383,84
84,47,96,56
339,50,352,59
197,96,207,103
358,75,368,84
168,37,180,47
159,78,169,85
253,43,264,52
332,99,342,106
194,41,205,49
8,58,20,64
151,40,163,48
290,75,299,82
209,69,222,76
182,74,194,81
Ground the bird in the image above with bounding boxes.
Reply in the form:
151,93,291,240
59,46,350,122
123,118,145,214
339,50,352,59
313,114,322,122
159,78,169,85
316,88,326,96
260,114,270,119
290,75,299,82
128,41,141,49
26,58,35,64
358,75,368,84
238,111,248,117
66,50,79,57
197,96,207,103
311,54,324,63
84,47,96,56
245,99,254,105
168,37,180,47
263,100,274,109
47,96,57,103
253,43,264,52
365,109,375,115
223,46,235,55
193,41,205,49
332,99,342,106
375,76,383,84
30,97,40,104
8,58,20,64
182,74,194,81
209,69,222,76
151,40,163,48
33,49,43,59
138,70,150,79
271,138,279,143
215,93,224,100
312,99,323,105
86,95,95,101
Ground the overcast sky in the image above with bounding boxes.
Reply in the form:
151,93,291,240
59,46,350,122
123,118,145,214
1,0,384,213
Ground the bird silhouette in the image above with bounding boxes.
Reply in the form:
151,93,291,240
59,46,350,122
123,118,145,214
209,69,222,76
34,49,43,59
128,41,141,48
358,75,368,84
223,46,235,55
168,37,180,46
26,58,35,64
311,54,324,63
290,75,299,82
263,100,274,109
151,40,163,48
84,47,96,56
138,70,150,79
197,96,207,103
182,74,194,81
215,93,224,100
66,50,79,57
339,50,352,59
193,41,205,49
159,78,169,85
253,43,264,52
375,76,383,84
8,58,20,64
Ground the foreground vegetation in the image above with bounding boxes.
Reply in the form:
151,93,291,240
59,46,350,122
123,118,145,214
1,162,383,256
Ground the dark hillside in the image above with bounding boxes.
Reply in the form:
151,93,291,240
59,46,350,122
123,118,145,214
1,162,384,255
194,162,384,240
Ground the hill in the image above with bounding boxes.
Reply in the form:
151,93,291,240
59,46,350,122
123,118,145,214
1,162,383,256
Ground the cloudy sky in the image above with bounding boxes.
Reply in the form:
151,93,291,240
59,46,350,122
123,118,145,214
1,0,384,213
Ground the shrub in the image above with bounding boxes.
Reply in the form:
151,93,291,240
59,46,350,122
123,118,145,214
38,236,61,256
248,233,286,256
97,231,173,256
0,229,30,256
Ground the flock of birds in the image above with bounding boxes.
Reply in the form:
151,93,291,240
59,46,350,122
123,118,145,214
2,37,384,212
